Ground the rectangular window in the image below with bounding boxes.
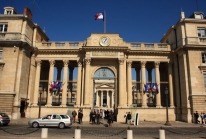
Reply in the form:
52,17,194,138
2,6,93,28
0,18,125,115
198,28,206,37
204,74,206,92
202,53,206,63
0,23,8,33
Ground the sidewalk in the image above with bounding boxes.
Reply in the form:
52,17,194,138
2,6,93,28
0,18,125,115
10,118,205,128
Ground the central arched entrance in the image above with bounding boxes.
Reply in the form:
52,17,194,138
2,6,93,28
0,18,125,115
93,67,116,111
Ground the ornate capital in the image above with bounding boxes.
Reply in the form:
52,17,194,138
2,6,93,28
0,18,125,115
85,58,91,65
141,61,146,68
63,60,69,67
78,61,82,67
49,60,55,67
127,61,132,67
36,60,42,66
154,61,160,68
119,59,124,65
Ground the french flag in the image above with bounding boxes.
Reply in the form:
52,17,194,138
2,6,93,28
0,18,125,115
95,13,104,20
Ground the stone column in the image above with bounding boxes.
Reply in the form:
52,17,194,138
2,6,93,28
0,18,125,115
118,59,125,107
47,60,55,106
84,58,91,106
107,91,109,107
168,62,174,107
155,61,161,107
32,27,37,47
112,91,114,108
101,91,103,107
61,60,68,106
33,60,41,106
127,61,132,106
76,61,82,106
96,91,99,106
141,61,147,107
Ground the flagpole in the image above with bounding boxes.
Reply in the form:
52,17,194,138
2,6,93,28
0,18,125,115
104,10,106,33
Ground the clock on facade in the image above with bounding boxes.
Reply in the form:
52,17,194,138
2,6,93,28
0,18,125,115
99,36,111,46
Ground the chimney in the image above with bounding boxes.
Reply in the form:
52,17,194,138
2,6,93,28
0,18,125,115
23,7,32,20
180,11,185,19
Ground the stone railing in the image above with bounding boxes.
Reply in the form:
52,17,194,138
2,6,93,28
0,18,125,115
36,42,84,49
130,42,170,51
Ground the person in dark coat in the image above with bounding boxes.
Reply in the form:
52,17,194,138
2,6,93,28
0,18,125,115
78,111,83,124
96,111,101,125
127,112,132,125
107,111,113,126
91,111,96,124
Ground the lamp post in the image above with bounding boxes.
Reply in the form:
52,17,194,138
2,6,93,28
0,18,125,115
165,86,171,126
38,84,43,118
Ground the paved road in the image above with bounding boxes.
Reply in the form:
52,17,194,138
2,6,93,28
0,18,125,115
1,120,206,139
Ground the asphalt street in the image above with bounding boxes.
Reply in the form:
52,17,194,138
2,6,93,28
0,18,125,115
0,119,206,139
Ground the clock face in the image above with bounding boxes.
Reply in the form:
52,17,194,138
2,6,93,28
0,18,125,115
99,36,111,46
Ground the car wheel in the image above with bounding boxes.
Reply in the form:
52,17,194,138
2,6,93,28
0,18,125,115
58,122,65,129
32,122,39,128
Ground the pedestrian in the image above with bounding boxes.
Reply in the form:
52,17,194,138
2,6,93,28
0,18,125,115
91,111,96,124
96,111,101,125
111,110,114,123
78,111,83,124
201,112,205,124
72,110,77,123
127,112,132,125
124,112,128,124
194,111,200,124
89,110,92,123
107,111,112,126
102,109,105,123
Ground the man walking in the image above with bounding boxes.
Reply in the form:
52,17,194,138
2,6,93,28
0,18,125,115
78,111,83,124
72,110,77,123
127,112,132,125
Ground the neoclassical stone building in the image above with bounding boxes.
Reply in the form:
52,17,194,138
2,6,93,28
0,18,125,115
0,6,206,123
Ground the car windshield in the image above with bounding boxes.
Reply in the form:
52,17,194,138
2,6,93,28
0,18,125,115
0,113,8,117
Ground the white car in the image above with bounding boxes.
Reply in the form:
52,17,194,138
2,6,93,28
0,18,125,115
28,114,72,129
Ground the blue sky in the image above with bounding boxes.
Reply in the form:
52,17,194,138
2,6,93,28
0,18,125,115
1,0,206,43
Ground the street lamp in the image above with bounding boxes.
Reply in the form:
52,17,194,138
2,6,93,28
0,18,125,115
165,86,171,126
38,84,43,118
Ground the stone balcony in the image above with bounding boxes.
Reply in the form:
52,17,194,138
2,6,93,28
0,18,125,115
0,32,21,40
0,32,32,46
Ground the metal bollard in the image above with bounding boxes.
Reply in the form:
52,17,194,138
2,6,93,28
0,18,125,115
127,126,133,139
75,126,81,139
159,127,165,139
41,128,48,138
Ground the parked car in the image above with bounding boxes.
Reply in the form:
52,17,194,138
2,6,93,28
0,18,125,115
0,112,10,126
28,114,72,129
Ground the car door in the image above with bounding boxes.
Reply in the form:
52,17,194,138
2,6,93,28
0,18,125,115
39,114,52,127
50,114,61,126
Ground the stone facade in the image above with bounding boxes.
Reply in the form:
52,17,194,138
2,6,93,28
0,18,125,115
0,7,206,123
